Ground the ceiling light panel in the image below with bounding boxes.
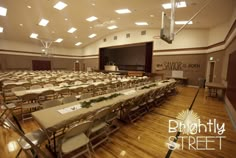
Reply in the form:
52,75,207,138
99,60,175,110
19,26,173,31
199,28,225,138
115,9,131,14
0,27,3,33
0,6,7,16
75,42,82,46
86,16,98,22
162,1,186,9
30,33,38,39
135,22,148,26
107,25,118,30
53,1,68,10
175,21,193,25
88,33,96,38
67,27,77,33
38,18,49,26
55,38,63,43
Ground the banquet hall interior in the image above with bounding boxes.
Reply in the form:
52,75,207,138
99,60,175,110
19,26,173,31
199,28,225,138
0,0,236,158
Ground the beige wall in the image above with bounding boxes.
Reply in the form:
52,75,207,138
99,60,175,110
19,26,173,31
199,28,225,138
153,54,207,86
82,28,209,56
0,54,76,70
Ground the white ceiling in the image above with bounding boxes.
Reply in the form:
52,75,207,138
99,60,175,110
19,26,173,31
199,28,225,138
0,0,234,48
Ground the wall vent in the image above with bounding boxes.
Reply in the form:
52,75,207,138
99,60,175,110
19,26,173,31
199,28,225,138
141,30,146,35
126,33,130,38
114,36,117,40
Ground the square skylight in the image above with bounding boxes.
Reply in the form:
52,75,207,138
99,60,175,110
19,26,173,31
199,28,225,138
175,21,193,25
30,33,38,39
75,42,82,46
55,38,63,43
0,27,3,33
88,33,96,38
107,25,118,30
162,1,186,9
67,27,77,33
135,22,148,26
115,9,131,14
38,18,49,26
53,1,67,10
0,6,7,16
86,16,98,22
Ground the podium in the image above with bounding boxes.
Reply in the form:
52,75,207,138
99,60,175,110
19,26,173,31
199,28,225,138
104,65,117,71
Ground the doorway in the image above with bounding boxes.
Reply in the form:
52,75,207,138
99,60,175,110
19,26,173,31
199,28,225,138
74,62,80,71
208,61,215,82
32,60,51,70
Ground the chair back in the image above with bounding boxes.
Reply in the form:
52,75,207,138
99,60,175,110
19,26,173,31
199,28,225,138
30,85,42,90
62,96,77,104
92,107,110,121
21,93,39,103
41,99,61,109
43,83,54,88
80,93,92,100
11,86,26,92
64,121,92,139
40,90,55,96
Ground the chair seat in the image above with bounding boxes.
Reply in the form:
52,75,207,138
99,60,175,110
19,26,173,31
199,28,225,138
61,133,89,154
91,122,107,133
18,129,46,150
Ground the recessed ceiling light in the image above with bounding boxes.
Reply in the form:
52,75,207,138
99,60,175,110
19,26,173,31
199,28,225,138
0,27,3,33
51,31,55,34
53,1,68,10
38,18,49,26
115,9,131,14
75,36,78,38
0,6,7,16
75,42,82,46
55,38,63,43
30,33,38,39
88,33,96,38
107,25,118,30
162,1,187,9
67,27,77,33
86,16,98,22
19,24,23,27
27,5,31,9
175,21,193,25
135,22,148,26
65,18,68,21
150,15,155,18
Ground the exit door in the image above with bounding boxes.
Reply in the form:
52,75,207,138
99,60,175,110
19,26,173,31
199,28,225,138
209,61,215,82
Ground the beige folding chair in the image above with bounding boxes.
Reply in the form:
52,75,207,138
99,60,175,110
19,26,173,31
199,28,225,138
0,105,48,158
58,121,92,158
80,93,92,100
89,107,110,151
20,93,41,121
39,89,56,101
62,95,77,104
56,88,70,98
40,99,61,109
30,85,42,90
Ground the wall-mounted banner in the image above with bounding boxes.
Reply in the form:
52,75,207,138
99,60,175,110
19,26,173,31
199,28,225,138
157,61,200,71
